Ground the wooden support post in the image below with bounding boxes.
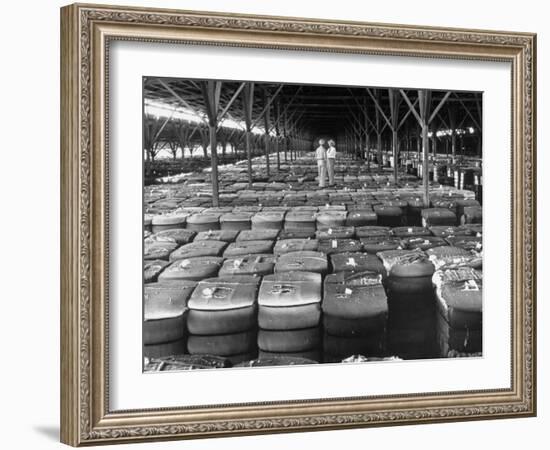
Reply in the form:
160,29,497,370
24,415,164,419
283,113,288,163
367,88,391,172
199,80,222,207
263,90,271,176
275,100,281,171
417,126,421,161
275,137,280,170
421,121,429,206
283,135,289,163
418,89,431,207
405,127,410,161
351,126,356,160
245,130,252,178
363,97,370,166
365,132,370,167
376,132,382,171
448,106,457,161
291,112,306,160
288,135,293,162
392,130,398,182
375,93,383,171
354,127,363,160
208,123,219,206
400,88,451,206
476,98,483,157
431,127,437,159
451,131,457,160
389,89,400,184
289,136,293,162
242,82,254,187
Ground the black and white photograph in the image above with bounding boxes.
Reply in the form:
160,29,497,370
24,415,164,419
142,77,483,372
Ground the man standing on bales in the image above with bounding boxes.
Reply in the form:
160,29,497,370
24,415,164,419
327,139,337,187
315,139,327,188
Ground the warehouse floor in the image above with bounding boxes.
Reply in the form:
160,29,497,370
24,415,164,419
143,151,483,372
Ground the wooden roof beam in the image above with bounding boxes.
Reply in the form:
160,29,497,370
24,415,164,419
156,78,209,125
428,91,452,125
217,82,246,123
453,92,481,130
250,84,284,129
366,87,395,131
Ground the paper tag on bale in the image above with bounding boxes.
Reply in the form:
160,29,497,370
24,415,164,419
345,288,353,295
347,257,357,267
462,280,480,291
332,240,337,249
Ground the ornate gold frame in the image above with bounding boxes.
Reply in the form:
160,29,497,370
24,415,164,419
60,3,537,446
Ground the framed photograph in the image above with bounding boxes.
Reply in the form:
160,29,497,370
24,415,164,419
60,3,537,446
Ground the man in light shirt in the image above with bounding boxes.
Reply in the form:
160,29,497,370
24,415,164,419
315,139,327,187
326,139,337,186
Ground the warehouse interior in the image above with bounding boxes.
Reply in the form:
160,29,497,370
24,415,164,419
143,77,483,371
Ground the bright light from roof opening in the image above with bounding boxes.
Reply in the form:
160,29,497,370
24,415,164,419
428,128,475,138
144,99,268,136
